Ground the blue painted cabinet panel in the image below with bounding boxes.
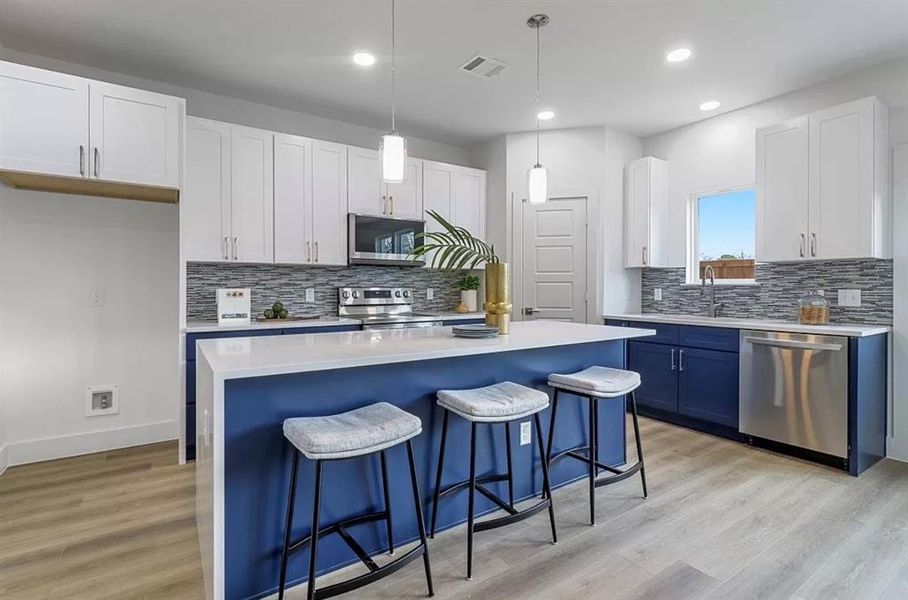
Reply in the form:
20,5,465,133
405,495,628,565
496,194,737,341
627,321,679,345
628,341,678,412
442,318,485,326
679,325,740,353
677,347,739,428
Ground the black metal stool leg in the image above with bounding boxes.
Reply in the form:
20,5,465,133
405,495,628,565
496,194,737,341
630,391,648,498
429,410,449,538
466,421,478,581
534,412,557,544
406,440,435,597
588,396,597,526
504,422,514,509
542,388,559,500
380,450,394,554
306,460,324,600
278,449,300,600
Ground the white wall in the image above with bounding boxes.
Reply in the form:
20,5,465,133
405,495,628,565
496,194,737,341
0,198,6,475
0,189,179,465
0,48,470,166
469,136,508,259
642,57,908,266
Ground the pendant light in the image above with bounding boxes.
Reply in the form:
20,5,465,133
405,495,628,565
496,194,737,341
380,0,407,183
527,14,549,205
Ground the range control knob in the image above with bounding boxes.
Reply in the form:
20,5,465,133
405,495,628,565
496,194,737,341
342,291,350,299
395,290,402,298
403,290,410,298
352,291,359,298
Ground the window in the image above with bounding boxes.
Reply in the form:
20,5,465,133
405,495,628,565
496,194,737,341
687,188,755,284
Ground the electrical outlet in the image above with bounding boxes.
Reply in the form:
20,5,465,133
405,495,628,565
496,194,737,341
654,288,663,301
90,288,106,307
305,288,315,302
816,289,825,297
519,421,532,446
426,288,434,300
838,289,861,307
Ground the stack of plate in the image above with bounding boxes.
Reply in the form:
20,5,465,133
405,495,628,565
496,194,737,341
452,324,499,339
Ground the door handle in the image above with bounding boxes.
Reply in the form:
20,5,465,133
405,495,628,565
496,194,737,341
79,145,85,176
523,307,535,316
382,195,387,215
315,241,319,262
389,195,394,215
678,349,685,372
670,348,676,371
233,237,238,261
223,236,229,260
744,337,842,352
799,234,806,258
810,233,817,257
306,241,311,262
93,147,100,177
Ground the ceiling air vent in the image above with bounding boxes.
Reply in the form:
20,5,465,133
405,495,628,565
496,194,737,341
460,55,510,79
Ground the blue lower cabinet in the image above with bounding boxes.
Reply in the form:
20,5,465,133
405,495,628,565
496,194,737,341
677,347,739,428
443,318,485,326
628,341,678,412
185,403,196,461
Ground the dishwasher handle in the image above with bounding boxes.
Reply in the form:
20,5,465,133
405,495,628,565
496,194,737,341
743,336,843,352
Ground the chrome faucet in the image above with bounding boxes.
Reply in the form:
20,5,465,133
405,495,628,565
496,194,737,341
701,264,721,317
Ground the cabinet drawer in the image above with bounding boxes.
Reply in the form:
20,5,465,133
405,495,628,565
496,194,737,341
679,325,740,352
626,321,679,346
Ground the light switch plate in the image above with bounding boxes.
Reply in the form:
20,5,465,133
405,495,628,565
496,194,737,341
654,288,663,301
305,288,315,302
426,288,434,300
838,289,861,307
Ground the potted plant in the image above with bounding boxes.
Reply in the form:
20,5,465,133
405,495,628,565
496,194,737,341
411,210,512,333
457,274,481,312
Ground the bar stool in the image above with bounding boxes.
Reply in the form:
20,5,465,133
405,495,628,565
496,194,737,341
546,366,647,526
429,381,557,580
278,402,433,600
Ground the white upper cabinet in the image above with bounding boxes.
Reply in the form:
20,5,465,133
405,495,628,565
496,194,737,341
274,133,313,264
347,147,383,215
0,61,89,177
230,125,274,263
89,82,182,188
385,158,424,219
0,61,183,193
452,166,486,239
310,140,348,265
183,117,231,262
756,117,809,262
625,156,668,268
756,96,889,261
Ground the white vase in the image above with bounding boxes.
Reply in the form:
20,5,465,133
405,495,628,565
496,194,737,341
461,290,478,312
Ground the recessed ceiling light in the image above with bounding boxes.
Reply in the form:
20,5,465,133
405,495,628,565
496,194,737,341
699,100,721,111
352,52,376,66
665,47,692,63
537,110,555,121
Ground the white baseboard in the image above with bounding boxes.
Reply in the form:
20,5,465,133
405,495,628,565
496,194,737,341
0,444,8,475
7,420,178,467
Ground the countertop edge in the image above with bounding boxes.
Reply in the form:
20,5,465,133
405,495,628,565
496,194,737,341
603,313,890,338
183,313,486,334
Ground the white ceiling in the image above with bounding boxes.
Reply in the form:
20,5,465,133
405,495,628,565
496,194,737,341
1,0,906,147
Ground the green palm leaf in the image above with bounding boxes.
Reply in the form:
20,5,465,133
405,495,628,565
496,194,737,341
409,210,499,270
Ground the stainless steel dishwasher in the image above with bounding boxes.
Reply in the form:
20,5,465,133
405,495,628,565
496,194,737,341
739,330,848,458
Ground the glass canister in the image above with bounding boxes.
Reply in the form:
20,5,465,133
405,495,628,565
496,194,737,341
799,291,830,325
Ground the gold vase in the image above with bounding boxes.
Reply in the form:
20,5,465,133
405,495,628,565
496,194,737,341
484,262,512,334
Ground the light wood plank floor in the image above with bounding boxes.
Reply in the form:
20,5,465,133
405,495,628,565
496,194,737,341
3,417,908,599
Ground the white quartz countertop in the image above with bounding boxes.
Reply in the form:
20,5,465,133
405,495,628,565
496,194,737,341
197,321,655,380
604,313,890,338
183,312,484,334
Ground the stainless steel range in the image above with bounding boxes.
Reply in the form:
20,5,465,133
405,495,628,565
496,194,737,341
338,287,444,330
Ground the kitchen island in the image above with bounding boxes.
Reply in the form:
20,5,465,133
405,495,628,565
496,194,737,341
194,321,654,599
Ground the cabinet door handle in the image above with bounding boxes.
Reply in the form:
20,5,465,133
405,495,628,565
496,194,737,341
389,195,394,215
315,241,319,262
306,241,311,262
223,236,229,260
79,145,85,176
382,195,387,215
670,348,676,371
810,233,817,257
799,234,806,258
679,349,685,372
233,237,238,261
93,147,100,177
642,246,647,266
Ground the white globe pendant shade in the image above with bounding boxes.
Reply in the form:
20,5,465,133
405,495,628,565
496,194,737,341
527,164,548,204
380,133,407,183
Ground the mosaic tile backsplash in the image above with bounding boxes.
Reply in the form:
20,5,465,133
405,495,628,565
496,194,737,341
186,262,470,321
641,259,893,325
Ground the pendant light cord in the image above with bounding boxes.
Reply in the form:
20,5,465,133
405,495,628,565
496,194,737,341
391,0,396,133
534,20,540,166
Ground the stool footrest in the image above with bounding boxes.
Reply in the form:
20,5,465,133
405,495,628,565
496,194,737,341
315,544,427,600
437,473,509,501
476,484,518,516
474,498,552,533
594,460,644,488
289,510,388,554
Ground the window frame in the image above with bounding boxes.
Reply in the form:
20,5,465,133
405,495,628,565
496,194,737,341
686,183,757,286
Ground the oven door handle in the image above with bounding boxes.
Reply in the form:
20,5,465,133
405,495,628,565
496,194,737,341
743,337,842,352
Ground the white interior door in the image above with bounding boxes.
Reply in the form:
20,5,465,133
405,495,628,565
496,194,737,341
230,125,273,263
0,61,89,177
522,197,588,322
89,81,181,187
274,133,313,264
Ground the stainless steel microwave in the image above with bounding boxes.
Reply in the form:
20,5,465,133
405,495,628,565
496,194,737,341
347,214,425,266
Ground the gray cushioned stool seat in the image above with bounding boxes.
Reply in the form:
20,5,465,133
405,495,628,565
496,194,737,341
283,402,422,460
548,366,641,398
437,381,549,422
